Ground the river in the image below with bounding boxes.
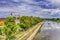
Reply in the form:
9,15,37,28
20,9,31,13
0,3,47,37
34,21,60,40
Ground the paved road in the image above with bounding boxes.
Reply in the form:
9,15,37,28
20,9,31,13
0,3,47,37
18,22,43,40
34,21,60,40
27,22,43,40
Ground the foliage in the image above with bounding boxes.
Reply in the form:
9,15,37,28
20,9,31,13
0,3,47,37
19,16,43,30
4,16,18,40
0,16,43,40
0,27,3,35
45,18,60,23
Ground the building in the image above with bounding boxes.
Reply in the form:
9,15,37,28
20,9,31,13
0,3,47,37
0,18,5,26
15,15,20,24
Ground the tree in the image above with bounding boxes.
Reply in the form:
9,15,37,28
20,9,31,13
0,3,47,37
19,16,43,30
0,27,3,35
4,16,18,40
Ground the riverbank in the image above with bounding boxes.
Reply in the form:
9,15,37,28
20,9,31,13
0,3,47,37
34,21,60,40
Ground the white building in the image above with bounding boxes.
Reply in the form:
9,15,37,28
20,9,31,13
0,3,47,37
15,15,20,24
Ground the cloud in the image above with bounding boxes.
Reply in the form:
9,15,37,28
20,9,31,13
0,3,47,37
13,0,20,2
0,3,43,18
0,0,60,9
32,0,60,9
48,0,60,4
0,0,60,18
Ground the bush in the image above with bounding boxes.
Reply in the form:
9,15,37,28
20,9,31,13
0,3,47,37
19,16,43,30
4,16,18,40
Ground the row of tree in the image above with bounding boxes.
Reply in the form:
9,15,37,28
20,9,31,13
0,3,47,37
45,18,60,23
0,16,43,40
19,16,43,30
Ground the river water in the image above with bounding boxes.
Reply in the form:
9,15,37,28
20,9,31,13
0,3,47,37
34,21,60,40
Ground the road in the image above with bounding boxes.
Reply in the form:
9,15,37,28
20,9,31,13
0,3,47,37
17,22,44,40
26,22,44,40
34,21,60,40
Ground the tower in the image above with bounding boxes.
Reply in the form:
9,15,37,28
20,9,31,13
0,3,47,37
11,12,12,16
10,12,13,16
15,15,20,24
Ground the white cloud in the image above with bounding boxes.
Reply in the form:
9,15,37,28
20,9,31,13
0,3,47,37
0,4,60,18
0,3,43,17
0,1,7,3
13,0,20,2
47,0,60,6
0,0,60,18
48,0,60,3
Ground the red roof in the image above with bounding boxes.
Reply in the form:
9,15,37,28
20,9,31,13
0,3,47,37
0,18,5,21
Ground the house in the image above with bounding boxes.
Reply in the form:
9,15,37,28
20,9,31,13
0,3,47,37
0,18,5,26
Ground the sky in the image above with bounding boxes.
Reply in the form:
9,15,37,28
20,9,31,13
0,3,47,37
0,0,60,18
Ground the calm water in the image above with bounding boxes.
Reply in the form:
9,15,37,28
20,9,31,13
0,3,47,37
34,21,60,40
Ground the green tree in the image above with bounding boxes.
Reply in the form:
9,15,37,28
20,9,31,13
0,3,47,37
0,27,3,35
19,16,43,30
4,16,18,40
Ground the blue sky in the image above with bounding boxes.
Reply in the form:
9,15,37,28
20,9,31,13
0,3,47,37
0,0,60,18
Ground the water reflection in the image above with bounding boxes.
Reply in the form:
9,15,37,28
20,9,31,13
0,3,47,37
34,21,60,40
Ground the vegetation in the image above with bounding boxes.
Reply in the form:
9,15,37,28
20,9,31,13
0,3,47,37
45,18,60,23
52,18,60,23
19,16,43,30
0,16,43,40
0,27,3,35
4,17,18,40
